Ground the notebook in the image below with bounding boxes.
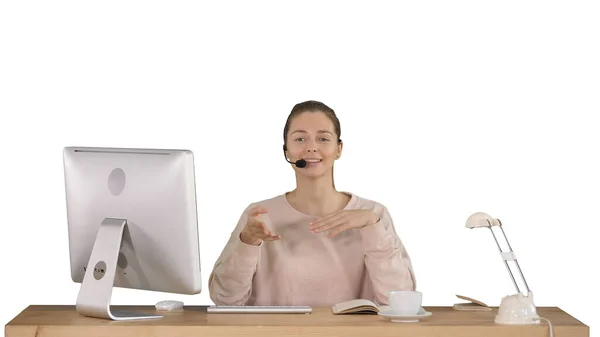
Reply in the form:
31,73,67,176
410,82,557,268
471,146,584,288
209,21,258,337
453,294,491,311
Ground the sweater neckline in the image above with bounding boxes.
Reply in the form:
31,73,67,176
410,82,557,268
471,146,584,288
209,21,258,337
281,191,357,218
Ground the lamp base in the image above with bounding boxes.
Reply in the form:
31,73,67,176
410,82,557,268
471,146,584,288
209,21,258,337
495,291,540,325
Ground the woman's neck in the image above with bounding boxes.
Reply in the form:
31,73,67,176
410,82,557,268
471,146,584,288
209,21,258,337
286,175,349,216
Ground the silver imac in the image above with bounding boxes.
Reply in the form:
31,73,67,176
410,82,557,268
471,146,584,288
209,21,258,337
63,147,202,321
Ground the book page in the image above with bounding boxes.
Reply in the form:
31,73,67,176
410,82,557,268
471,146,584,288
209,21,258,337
456,294,489,307
332,299,378,314
453,303,492,311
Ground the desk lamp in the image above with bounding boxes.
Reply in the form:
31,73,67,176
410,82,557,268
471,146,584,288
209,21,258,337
465,212,540,325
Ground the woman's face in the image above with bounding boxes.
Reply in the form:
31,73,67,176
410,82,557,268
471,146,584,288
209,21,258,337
285,111,342,178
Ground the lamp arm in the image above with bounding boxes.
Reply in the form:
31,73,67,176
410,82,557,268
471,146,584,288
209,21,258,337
488,220,531,295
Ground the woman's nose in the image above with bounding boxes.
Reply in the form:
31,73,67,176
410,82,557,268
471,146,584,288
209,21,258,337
305,143,319,152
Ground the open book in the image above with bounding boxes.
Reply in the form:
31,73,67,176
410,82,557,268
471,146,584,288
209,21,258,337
453,294,491,311
331,299,390,315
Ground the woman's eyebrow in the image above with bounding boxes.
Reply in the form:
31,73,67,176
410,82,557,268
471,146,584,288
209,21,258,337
291,129,334,135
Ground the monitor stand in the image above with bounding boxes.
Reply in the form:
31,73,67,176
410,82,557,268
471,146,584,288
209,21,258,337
76,218,163,321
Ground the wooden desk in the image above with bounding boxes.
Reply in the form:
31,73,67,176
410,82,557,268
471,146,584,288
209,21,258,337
5,305,589,337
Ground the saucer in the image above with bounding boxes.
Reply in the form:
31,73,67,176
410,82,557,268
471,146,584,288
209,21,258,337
377,307,432,323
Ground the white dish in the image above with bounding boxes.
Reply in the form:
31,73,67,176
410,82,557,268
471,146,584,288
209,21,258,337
377,307,432,323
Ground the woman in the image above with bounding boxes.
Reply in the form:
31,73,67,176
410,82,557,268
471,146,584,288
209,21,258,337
208,100,416,307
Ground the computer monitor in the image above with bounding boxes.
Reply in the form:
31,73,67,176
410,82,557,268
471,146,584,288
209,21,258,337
63,146,202,321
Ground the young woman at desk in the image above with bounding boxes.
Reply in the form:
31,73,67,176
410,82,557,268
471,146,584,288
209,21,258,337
208,100,416,307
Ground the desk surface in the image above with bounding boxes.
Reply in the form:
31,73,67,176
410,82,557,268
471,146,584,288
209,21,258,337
5,305,589,337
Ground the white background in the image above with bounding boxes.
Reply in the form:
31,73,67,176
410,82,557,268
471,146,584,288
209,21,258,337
1,1,598,335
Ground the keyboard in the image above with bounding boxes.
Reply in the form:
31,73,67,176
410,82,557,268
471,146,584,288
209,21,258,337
207,305,312,314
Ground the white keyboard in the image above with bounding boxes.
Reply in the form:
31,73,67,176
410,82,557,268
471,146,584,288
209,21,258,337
207,305,312,314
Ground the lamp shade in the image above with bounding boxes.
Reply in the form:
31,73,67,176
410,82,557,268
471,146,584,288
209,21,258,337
465,212,501,229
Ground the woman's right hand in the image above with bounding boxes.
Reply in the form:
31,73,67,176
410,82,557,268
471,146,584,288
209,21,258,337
239,206,280,246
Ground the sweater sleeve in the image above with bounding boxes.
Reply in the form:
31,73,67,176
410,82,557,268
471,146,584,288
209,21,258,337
208,204,262,305
359,205,416,305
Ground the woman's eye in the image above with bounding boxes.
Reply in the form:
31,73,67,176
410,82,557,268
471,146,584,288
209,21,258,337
295,138,304,142
319,138,330,142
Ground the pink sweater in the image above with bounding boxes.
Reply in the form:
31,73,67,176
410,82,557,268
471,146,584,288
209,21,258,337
208,193,416,306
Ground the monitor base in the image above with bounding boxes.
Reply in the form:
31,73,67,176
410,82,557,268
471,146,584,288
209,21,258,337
76,218,163,321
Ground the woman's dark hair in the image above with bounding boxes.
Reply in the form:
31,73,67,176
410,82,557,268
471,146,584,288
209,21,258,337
283,100,341,147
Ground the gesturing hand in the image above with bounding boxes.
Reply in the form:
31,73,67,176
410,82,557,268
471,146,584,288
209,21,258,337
309,209,379,238
240,206,280,246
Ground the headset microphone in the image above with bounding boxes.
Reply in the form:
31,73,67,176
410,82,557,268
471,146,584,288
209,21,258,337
286,157,307,168
282,145,307,168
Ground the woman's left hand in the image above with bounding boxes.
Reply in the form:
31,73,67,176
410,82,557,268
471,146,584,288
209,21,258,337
309,210,379,238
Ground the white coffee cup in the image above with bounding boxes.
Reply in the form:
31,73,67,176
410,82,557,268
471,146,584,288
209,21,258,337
388,290,422,315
